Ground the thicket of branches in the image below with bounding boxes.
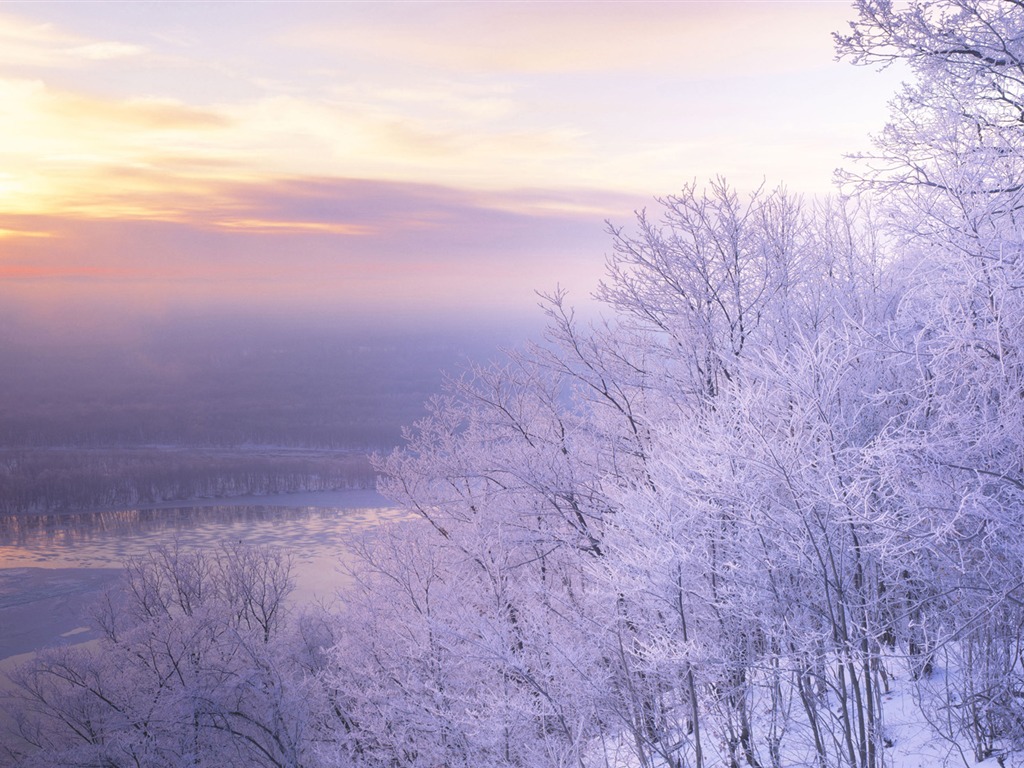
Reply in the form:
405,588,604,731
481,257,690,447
5,2,1024,766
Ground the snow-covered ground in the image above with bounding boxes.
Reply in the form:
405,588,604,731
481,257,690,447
881,661,1022,768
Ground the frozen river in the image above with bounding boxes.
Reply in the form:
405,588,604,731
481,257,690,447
0,489,406,661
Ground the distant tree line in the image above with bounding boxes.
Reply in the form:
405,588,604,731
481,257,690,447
0,448,376,514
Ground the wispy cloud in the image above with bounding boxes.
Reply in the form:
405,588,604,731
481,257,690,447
68,41,147,61
0,178,623,320
0,12,147,68
0,226,53,239
211,218,373,236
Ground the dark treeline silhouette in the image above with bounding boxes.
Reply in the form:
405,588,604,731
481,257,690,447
0,447,375,515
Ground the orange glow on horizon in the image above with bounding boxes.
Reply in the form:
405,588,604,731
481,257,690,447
211,218,374,236
0,227,54,239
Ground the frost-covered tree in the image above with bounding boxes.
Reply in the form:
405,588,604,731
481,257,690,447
838,0,1024,485
2,544,334,768
329,183,900,768
839,2,1024,759
592,190,900,768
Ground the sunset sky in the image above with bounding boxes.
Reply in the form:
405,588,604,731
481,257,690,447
0,1,902,332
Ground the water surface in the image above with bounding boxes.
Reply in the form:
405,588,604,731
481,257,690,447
0,489,405,660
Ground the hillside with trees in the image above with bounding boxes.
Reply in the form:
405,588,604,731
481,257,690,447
5,2,1024,766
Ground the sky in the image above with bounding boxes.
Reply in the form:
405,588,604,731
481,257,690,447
0,1,903,334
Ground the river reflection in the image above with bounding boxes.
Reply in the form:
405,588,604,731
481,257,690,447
0,490,403,568
0,490,409,659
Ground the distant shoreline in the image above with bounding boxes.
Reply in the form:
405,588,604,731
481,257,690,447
7,487,391,519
